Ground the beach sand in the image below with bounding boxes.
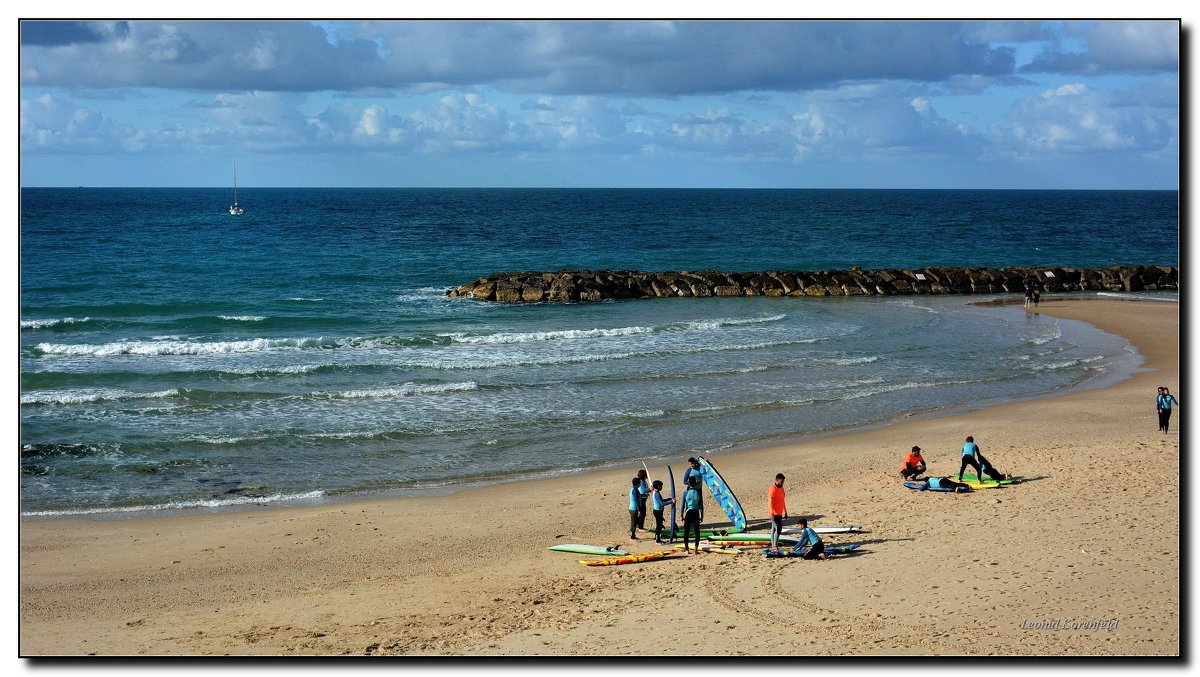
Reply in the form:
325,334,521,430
18,298,1180,656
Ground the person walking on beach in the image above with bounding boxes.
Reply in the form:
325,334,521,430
681,475,703,553
651,479,674,544
1032,288,1041,307
1024,287,1033,308
627,477,641,542
768,473,788,549
1157,387,1180,434
791,518,827,560
958,435,983,482
901,445,927,480
636,468,651,531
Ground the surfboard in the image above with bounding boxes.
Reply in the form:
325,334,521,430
904,481,967,492
697,456,747,531
667,464,678,541
957,473,1017,485
579,550,673,566
676,527,743,539
961,480,1002,490
706,539,797,547
672,543,741,555
548,544,630,556
781,525,864,535
708,533,795,544
763,543,860,558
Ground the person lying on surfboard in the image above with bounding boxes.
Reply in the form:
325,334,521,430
790,518,827,560
920,476,971,492
900,445,927,480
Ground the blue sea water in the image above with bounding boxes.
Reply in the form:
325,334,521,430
19,188,1178,517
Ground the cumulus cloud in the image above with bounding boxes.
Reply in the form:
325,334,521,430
20,94,140,153
999,79,1177,155
1022,20,1178,75
20,20,1020,96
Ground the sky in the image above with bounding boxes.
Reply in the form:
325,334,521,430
16,19,1182,189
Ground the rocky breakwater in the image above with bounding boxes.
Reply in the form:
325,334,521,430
446,265,1177,303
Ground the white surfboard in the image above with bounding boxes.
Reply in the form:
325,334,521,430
781,525,864,535
548,544,630,556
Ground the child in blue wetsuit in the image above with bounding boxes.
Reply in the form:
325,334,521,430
627,477,641,542
682,457,703,499
681,476,703,553
958,435,984,482
926,476,970,492
636,468,651,531
651,480,674,544
790,518,827,560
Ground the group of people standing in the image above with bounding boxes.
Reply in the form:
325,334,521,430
627,457,704,546
1023,286,1042,308
626,457,827,559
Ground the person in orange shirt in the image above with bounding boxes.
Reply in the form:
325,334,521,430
768,473,788,549
900,445,926,480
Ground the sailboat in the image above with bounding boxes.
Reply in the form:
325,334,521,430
229,164,244,215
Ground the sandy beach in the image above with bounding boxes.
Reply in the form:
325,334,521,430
18,297,1180,656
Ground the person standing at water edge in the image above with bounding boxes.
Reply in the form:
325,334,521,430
627,477,641,542
681,476,703,553
958,436,983,482
768,473,788,549
1024,287,1033,308
901,445,927,480
1032,288,1041,307
1157,387,1180,433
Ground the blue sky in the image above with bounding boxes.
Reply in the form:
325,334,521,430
17,19,1180,189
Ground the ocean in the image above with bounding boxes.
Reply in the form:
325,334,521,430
19,188,1179,517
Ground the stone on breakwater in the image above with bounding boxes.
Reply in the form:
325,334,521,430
446,266,1177,303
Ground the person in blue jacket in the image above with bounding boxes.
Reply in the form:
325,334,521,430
650,479,674,544
958,435,984,482
636,468,652,532
682,457,703,497
926,476,970,492
627,477,641,542
1157,386,1180,434
680,475,704,553
790,518,827,560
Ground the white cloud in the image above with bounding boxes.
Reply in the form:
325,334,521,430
1001,78,1177,155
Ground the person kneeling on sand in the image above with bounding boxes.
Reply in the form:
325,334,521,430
901,445,927,480
790,518,827,560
